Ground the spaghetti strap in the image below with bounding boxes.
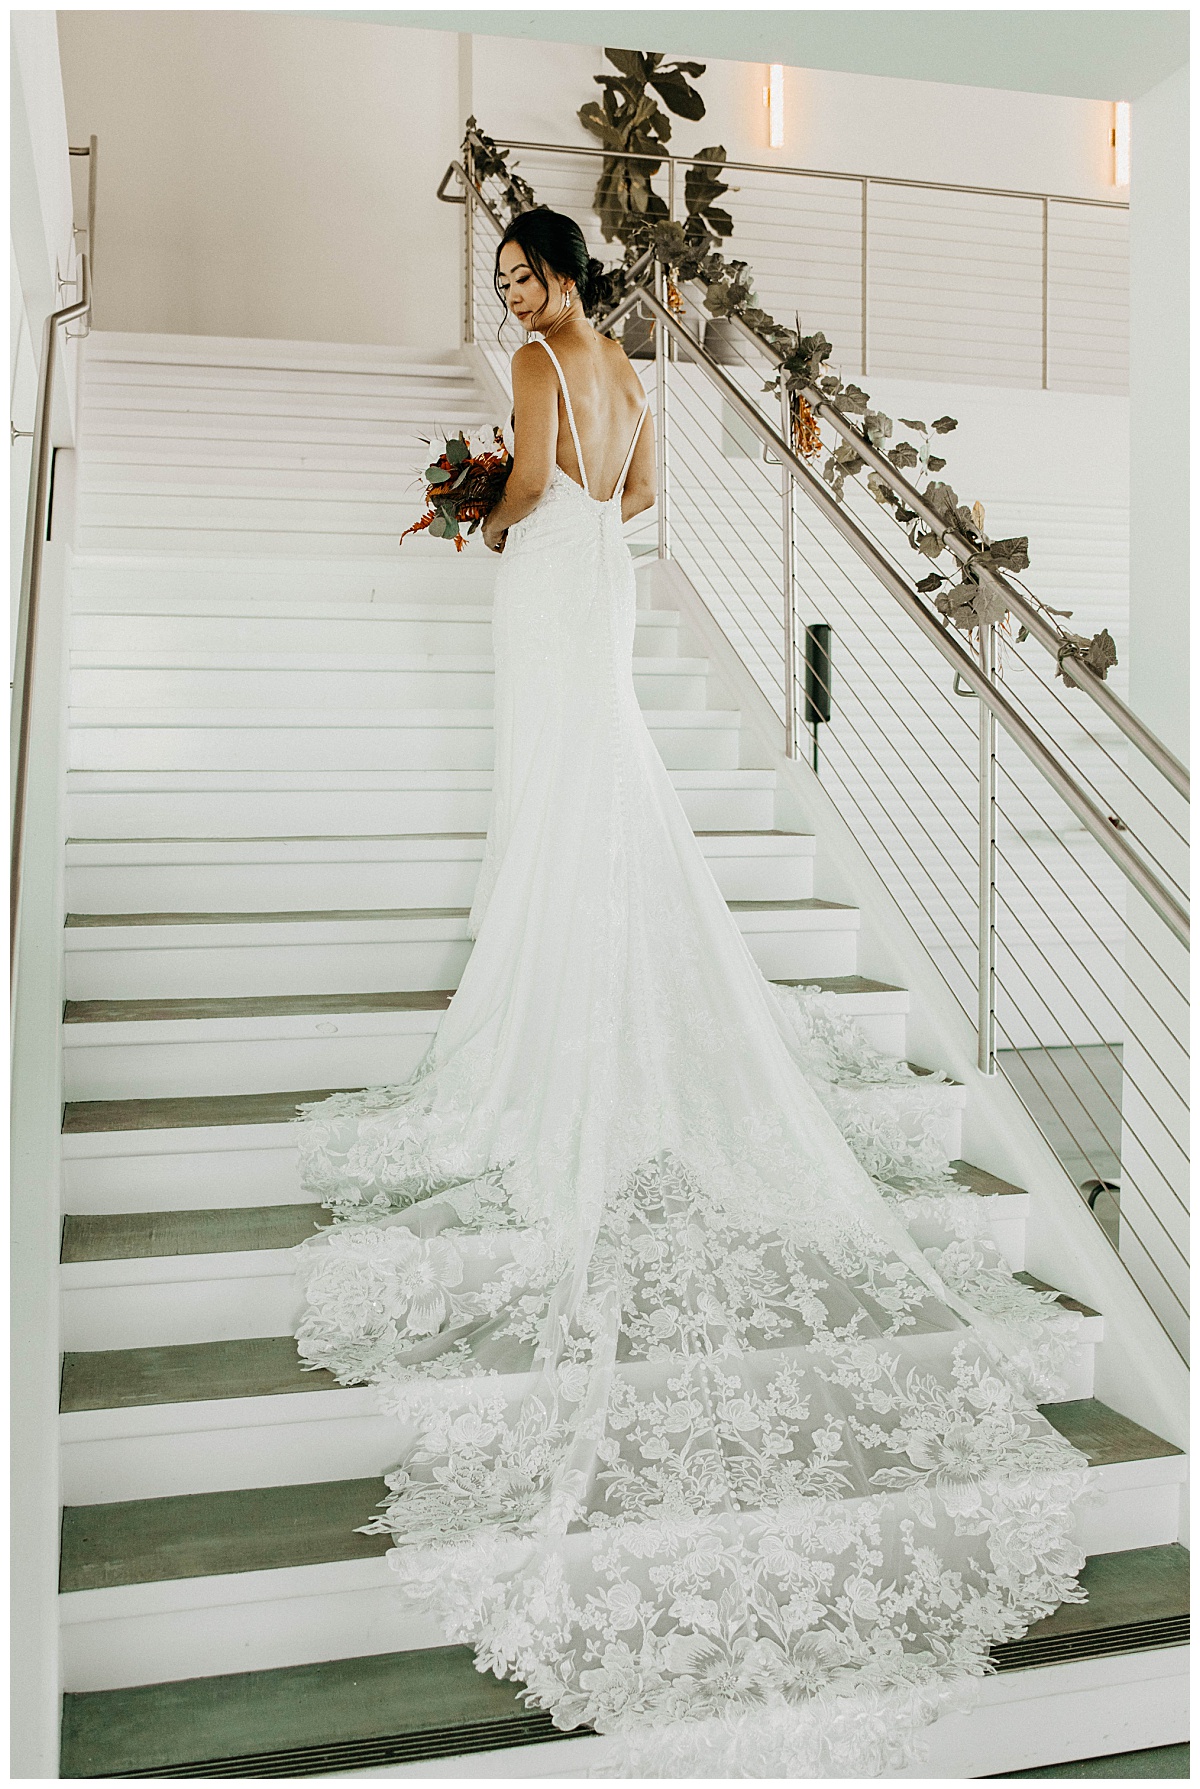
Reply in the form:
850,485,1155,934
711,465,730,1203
613,398,650,500
531,336,590,497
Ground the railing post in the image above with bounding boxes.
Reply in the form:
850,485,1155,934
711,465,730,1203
780,384,800,758
860,178,869,378
978,621,998,1073
1041,195,1050,391
463,147,476,347
653,265,671,560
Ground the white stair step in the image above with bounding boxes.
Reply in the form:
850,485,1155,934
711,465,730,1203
71,602,682,656
70,560,505,608
68,707,744,773
68,654,712,713
61,898,858,1000
85,331,478,373
60,1441,1171,1697
64,829,817,912
66,767,780,838
83,360,481,399
61,969,889,1103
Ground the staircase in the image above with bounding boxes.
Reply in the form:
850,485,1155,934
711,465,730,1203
55,333,1187,1778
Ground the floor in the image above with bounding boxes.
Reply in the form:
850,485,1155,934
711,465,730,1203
998,1742,1189,1777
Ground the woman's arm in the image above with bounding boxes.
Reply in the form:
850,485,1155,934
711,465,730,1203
620,411,656,524
482,346,557,550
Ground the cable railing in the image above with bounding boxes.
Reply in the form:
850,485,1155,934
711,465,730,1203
11,135,96,977
484,137,1130,397
442,152,1188,1359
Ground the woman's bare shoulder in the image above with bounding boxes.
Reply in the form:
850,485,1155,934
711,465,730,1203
510,340,556,386
598,331,646,398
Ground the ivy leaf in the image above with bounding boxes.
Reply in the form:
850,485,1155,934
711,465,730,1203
1058,628,1118,684
899,418,927,434
888,442,919,469
926,454,947,471
863,410,893,448
1016,624,1030,643
867,471,897,507
894,506,917,524
931,415,959,433
840,384,869,414
975,536,1031,575
819,375,843,393
914,530,944,560
915,573,945,593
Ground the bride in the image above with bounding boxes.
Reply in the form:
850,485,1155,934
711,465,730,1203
293,208,1091,1777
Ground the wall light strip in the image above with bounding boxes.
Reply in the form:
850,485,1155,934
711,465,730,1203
1113,100,1131,187
765,64,784,149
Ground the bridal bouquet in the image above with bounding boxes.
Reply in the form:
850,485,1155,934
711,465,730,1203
400,429,512,551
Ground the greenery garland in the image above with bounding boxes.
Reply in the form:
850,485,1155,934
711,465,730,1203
463,116,1116,683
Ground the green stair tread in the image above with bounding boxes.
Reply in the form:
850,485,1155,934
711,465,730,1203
64,990,457,1023
61,1203,326,1263
59,1547,1189,1779
60,1336,331,1413
59,1645,535,1779
58,1408,1182,1587
65,979,897,1026
1039,1398,1184,1467
726,897,852,912
60,1478,391,1592
63,1089,352,1134
66,908,472,928
999,1543,1189,1643
1016,1271,1100,1319
67,893,831,930
949,1160,1028,1199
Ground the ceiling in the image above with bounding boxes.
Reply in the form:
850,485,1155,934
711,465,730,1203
315,9,1188,100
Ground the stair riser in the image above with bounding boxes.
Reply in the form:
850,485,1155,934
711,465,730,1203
63,1129,304,1215
63,921,856,1001
60,1576,445,1694
74,527,514,558
60,1308,1106,1508
73,615,683,657
69,668,711,712
57,1457,1171,1696
64,848,816,913
60,998,902,1102
66,783,779,837
68,721,742,775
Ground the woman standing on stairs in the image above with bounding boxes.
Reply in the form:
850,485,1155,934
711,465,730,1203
291,208,1091,1778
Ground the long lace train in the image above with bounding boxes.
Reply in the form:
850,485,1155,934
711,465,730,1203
291,442,1090,1776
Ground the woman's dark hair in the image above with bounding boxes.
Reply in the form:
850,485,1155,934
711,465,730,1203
494,208,608,325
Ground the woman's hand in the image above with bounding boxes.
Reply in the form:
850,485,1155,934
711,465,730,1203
482,513,508,554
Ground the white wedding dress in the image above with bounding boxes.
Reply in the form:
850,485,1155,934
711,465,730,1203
293,337,1091,1777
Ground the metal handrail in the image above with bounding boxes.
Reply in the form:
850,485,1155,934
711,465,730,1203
628,284,1188,948
490,136,1130,212
11,138,96,974
444,155,1186,942
449,151,1174,794
696,301,1189,800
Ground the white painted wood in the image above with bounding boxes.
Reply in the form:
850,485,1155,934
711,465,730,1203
63,903,860,1000
57,1449,1166,1694
64,829,818,912
67,706,746,775
63,1123,304,1215
66,767,781,838
69,654,713,714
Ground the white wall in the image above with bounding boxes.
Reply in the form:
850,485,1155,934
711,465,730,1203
55,11,463,348
10,16,80,1777
54,15,1126,351
470,34,1119,199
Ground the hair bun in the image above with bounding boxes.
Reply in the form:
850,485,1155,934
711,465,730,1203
581,256,608,311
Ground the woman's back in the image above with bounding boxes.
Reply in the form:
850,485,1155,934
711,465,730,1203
525,329,648,505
